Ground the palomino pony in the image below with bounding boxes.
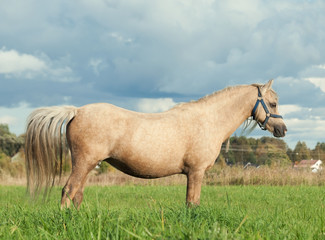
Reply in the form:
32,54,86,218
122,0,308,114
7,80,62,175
25,80,287,208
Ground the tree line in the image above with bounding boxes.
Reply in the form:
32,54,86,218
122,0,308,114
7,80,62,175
218,136,325,166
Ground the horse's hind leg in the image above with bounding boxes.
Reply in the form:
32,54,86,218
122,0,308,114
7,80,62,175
61,155,97,209
72,176,88,209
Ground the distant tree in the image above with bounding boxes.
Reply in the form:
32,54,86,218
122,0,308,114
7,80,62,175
256,137,290,166
0,124,24,157
0,150,25,177
286,148,295,166
221,136,290,166
292,141,311,162
255,141,269,165
228,136,256,165
311,142,325,160
0,124,10,135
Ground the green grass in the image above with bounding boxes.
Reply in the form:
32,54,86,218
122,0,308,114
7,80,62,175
1,185,325,239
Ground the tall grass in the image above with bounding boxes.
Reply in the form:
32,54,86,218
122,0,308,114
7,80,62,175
205,165,325,186
1,165,324,187
1,185,325,239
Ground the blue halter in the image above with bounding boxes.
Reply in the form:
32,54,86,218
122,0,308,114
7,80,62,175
252,87,283,130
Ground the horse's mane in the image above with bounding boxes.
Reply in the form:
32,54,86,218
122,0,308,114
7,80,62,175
195,85,240,103
171,85,242,110
240,117,258,136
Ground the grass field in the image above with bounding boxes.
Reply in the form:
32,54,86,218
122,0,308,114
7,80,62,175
1,185,325,239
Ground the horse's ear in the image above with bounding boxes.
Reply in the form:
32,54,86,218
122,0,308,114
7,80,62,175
261,79,273,95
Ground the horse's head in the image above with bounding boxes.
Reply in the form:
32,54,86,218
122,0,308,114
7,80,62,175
252,80,287,138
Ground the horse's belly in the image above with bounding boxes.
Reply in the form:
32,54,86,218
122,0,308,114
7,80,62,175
105,157,182,179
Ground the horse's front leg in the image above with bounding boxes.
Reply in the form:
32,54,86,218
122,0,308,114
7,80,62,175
186,169,205,207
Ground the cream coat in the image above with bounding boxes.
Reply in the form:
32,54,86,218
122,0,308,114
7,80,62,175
25,80,286,208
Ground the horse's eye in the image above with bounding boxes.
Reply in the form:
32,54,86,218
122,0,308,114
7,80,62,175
270,103,277,108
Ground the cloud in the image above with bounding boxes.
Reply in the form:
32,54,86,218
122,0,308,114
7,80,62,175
136,98,177,113
0,47,79,82
274,103,325,148
249,116,325,149
46,66,80,83
3,1,325,97
300,64,325,92
318,64,325,69
0,116,17,125
0,48,46,74
305,78,325,92
284,118,325,148
109,32,133,44
275,76,325,107
279,105,302,116
88,58,107,76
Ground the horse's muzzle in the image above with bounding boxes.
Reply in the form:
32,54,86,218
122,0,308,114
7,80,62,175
273,124,287,138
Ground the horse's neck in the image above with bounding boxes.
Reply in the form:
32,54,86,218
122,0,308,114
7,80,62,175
201,85,257,141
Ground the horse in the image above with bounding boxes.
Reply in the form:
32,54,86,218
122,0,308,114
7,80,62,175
25,79,287,209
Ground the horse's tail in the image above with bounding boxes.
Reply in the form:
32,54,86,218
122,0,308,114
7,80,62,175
25,106,77,198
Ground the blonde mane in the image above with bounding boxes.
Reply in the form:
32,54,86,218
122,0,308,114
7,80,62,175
171,85,243,110
172,83,278,112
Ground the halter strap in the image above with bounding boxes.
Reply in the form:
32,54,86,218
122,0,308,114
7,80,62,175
252,87,283,130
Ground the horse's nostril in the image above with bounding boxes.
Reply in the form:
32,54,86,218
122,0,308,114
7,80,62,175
273,125,286,138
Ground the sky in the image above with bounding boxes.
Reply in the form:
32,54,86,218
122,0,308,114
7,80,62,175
0,0,325,149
